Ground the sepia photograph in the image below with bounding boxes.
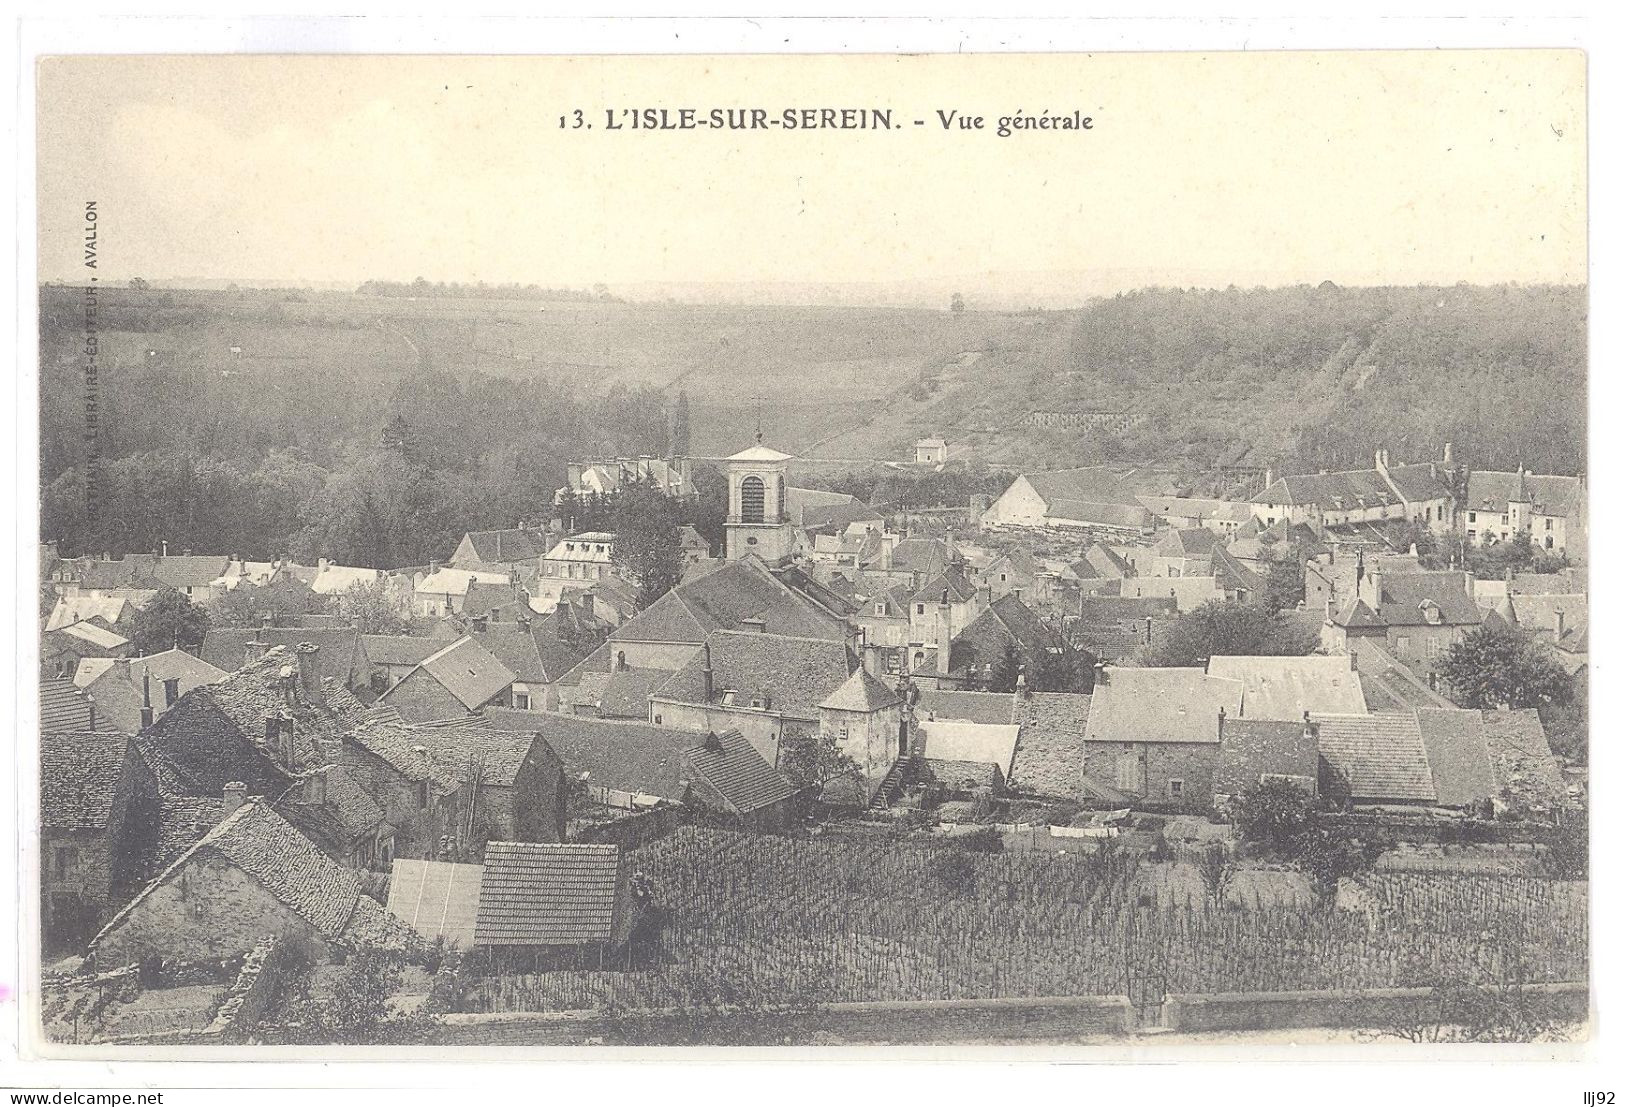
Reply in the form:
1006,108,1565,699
16,40,1594,1070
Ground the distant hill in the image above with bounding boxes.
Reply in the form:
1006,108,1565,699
811,283,1587,484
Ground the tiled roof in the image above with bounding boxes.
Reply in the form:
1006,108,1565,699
462,529,543,565
874,537,955,576
1215,719,1317,797
97,801,410,951
656,630,851,720
360,634,444,668
819,667,904,712
410,636,517,711
1464,471,1583,516
917,689,1017,725
473,841,627,946
143,645,345,794
1415,708,1496,808
1084,668,1243,745
479,710,691,802
1255,464,1447,509
1507,593,1588,653
683,729,798,814
412,716,550,788
274,763,386,856
1154,528,1220,558
1311,712,1436,802
466,621,593,685
153,793,227,867
41,679,98,732
201,627,366,687
151,555,232,590
612,558,843,644
41,731,134,830
1371,572,1482,627
1480,709,1565,814
1206,655,1367,722
386,859,483,947
910,567,980,605
1211,545,1266,596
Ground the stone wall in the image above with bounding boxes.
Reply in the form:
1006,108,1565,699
1163,982,1588,1035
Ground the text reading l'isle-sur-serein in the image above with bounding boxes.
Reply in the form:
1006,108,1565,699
559,108,1095,137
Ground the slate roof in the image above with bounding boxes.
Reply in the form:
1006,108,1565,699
819,667,904,712
201,627,367,687
1507,593,1588,653
1415,708,1497,809
479,711,692,802
1464,471,1584,517
1211,545,1266,596
1154,528,1220,558
274,764,387,857
1254,464,1448,509
151,555,232,590
1084,668,1243,745
41,679,98,732
1079,594,1178,623
910,567,980,605
655,630,851,720
465,621,590,685
40,731,134,830
460,529,544,565
1215,719,1318,798
96,801,413,951
611,557,843,644
409,636,517,710
360,634,444,668
1311,712,1436,803
683,729,799,814
473,841,627,947
873,537,956,577
411,716,551,788
1368,572,1482,628
916,689,1018,725
386,859,484,948
1206,655,1367,721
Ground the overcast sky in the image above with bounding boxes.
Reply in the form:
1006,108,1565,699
36,51,1586,299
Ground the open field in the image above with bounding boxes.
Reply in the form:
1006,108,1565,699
458,828,1586,1014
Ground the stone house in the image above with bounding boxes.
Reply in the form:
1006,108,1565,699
40,731,159,951
89,799,414,965
1459,469,1587,558
818,662,907,781
1322,569,1482,672
647,630,852,768
201,624,371,691
70,650,228,735
378,635,516,722
1252,449,1454,533
1080,666,1244,811
680,728,800,830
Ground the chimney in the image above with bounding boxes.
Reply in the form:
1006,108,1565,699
161,540,169,558
740,618,767,633
518,613,532,632
429,559,440,575
1217,706,1226,742
244,636,268,668
471,614,489,633
140,669,154,730
1443,441,1453,464
318,557,330,572
182,548,193,558
1302,711,1318,742
1355,549,1365,596
935,592,953,676
1554,608,1565,641
702,642,715,703
1094,660,1108,687
1263,467,1274,490
294,642,322,700
222,781,247,816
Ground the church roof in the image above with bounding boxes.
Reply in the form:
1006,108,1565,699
726,442,794,464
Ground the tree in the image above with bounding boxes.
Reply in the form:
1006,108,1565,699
1437,624,1573,710
265,944,424,1044
129,588,209,654
778,728,860,791
206,580,326,628
611,481,683,610
1028,637,1098,694
1364,942,1581,1043
1232,777,1315,850
1539,667,1587,765
950,292,965,314
672,390,692,457
1144,600,1317,667
1263,559,1305,613
128,277,149,291
380,414,409,453
336,579,410,634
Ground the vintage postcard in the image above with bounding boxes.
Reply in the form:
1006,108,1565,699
23,46,1588,1064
